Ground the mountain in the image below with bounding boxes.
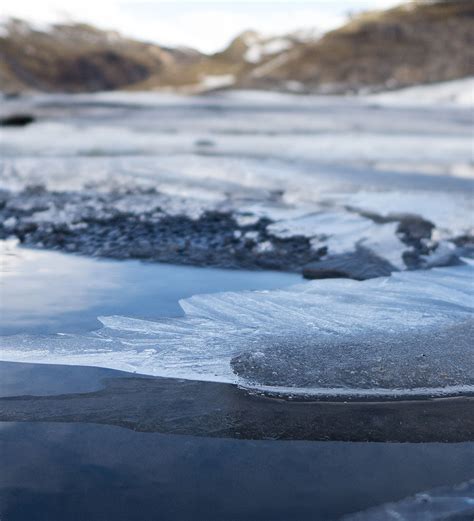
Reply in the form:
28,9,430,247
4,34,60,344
236,0,474,93
1,0,473,95
140,29,321,93
0,18,202,93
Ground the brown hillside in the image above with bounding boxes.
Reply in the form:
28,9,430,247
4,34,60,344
0,19,201,93
239,0,474,92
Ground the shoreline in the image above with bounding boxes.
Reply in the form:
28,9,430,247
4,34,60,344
1,362,473,443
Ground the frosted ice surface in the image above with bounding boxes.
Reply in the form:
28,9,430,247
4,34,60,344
268,213,406,268
368,77,474,108
2,123,470,165
344,479,474,521
1,86,473,397
1,264,473,398
4,156,469,269
337,190,474,237
1,88,472,255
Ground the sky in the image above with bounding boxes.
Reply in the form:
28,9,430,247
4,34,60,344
1,0,403,53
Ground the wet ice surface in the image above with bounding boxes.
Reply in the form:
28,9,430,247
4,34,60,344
0,84,473,398
2,263,473,398
0,86,474,396
1,86,473,519
0,85,473,272
344,480,474,521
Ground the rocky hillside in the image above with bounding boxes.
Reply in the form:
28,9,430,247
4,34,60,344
0,19,201,93
236,0,474,93
1,0,473,94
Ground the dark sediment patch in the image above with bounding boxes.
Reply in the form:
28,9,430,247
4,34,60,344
395,214,434,248
0,188,322,271
347,209,461,270
230,321,474,394
0,187,469,274
0,373,473,442
0,114,35,126
0,361,134,397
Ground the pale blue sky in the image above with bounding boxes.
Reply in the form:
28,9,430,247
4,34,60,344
2,0,403,52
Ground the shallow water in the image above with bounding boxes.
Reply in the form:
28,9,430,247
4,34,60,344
1,361,473,520
0,240,299,335
1,421,473,521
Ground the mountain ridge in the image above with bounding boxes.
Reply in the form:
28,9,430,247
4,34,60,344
1,0,473,94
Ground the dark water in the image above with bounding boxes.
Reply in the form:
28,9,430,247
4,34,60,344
1,421,473,521
0,361,129,397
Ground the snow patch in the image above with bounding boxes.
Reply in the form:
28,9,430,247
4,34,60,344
200,74,235,90
369,77,474,108
245,38,292,63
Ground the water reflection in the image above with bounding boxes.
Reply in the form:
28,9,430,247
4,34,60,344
0,422,473,521
0,239,299,335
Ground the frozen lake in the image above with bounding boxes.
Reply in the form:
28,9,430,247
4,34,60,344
1,84,473,398
0,82,473,520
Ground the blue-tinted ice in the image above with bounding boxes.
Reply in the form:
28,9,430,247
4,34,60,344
1,84,473,398
344,479,474,521
1,263,472,398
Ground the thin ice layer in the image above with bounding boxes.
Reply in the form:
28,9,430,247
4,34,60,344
344,479,474,521
1,87,472,269
1,264,473,398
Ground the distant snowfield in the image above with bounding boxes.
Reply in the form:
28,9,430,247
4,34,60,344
4,77,471,109
368,77,474,107
0,79,473,396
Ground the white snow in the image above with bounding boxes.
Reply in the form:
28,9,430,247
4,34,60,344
368,77,474,107
267,212,406,268
199,74,235,90
245,37,292,63
336,190,474,238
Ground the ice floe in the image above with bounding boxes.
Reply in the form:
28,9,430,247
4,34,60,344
0,88,472,396
1,263,472,398
344,479,474,521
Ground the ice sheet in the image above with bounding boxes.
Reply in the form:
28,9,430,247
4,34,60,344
1,85,473,396
369,77,474,107
344,479,474,521
1,264,472,398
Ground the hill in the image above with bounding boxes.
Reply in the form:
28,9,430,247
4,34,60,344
237,0,474,93
1,1,473,94
0,18,201,93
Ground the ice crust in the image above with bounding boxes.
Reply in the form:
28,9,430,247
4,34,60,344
1,85,473,269
344,479,474,521
1,264,473,398
369,76,474,108
1,83,473,397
